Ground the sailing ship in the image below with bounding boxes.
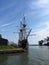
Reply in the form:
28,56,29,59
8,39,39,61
18,14,31,49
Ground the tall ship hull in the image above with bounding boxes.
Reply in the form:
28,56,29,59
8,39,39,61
18,39,28,49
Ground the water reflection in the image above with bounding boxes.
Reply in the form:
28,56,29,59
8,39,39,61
19,51,29,65
0,54,8,65
0,46,49,65
0,51,29,65
47,46,49,49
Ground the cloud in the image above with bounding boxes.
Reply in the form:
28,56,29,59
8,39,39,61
28,0,49,44
37,21,49,29
29,21,49,44
35,21,49,40
39,9,49,17
0,22,14,32
37,0,49,6
1,22,14,27
31,0,49,8
28,0,49,20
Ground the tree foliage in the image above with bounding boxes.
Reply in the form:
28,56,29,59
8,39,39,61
0,34,2,38
39,40,43,46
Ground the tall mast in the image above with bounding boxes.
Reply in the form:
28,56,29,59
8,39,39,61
19,14,27,41
22,14,27,40
19,22,23,41
23,14,26,27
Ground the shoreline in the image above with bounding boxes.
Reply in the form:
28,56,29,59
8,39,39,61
0,48,24,54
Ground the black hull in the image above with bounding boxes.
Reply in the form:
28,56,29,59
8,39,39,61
18,39,28,49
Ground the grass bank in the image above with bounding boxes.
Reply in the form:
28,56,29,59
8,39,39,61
0,46,16,50
0,46,24,54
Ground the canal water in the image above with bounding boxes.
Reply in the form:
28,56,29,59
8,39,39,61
0,46,49,65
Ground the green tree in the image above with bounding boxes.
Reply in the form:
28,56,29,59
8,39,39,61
47,37,49,45
0,34,2,38
39,40,43,46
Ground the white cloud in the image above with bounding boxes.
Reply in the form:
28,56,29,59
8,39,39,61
1,22,14,27
29,21,49,44
0,22,14,32
37,0,49,5
31,0,49,8
28,0,49,44
35,21,49,40
37,21,49,29
40,9,49,17
29,0,49,19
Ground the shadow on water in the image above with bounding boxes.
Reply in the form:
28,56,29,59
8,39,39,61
38,46,49,49
0,54,8,65
0,50,29,65
18,50,29,65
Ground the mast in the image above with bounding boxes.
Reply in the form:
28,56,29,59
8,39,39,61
18,14,31,49
19,14,27,41
19,22,23,41
26,29,32,39
22,14,27,40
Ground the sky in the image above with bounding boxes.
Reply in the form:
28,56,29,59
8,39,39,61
0,0,49,44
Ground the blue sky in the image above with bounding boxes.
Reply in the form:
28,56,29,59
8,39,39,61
0,0,49,44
